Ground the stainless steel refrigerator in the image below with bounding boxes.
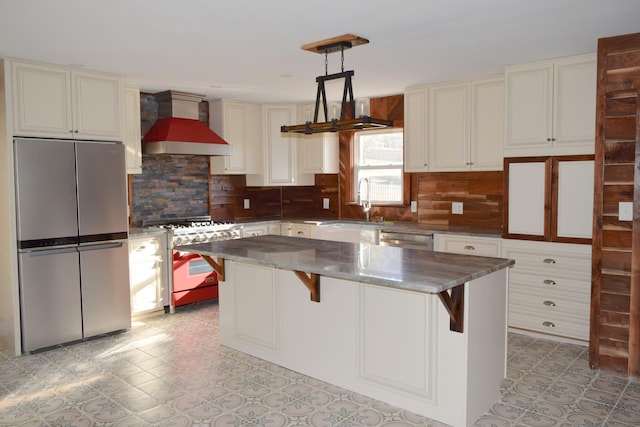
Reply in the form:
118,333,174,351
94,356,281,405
14,137,131,352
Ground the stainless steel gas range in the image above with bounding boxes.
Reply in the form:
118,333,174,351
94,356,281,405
146,216,243,308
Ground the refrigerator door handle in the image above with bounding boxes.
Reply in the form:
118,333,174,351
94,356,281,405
78,242,124,252
26,246,78,257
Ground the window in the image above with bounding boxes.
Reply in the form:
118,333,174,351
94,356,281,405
353,129,404,205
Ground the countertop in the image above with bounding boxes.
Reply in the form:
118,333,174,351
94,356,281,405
128,227,168,238
238,219,503,238
176,235,514,294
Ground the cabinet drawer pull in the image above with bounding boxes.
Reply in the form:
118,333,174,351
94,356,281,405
297,231,304,235
543,258,556,264
542,321,556,328
464,245,475,251
543,300,556,307
543,279,556,285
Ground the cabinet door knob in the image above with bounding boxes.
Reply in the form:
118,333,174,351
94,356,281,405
464,245,475,251
543,258,556,264
543,300,556,307
542,321,556,328
543,279,556,285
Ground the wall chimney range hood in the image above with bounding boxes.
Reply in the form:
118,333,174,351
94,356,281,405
142,90,232,156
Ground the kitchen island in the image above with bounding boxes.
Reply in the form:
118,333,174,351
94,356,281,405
178,235,514,427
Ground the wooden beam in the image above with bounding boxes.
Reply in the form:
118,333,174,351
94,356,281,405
438,285,465,333
201,255,225,282
293,270,320,302
301,34,369,54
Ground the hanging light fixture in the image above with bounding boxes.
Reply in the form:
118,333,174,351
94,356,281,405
281,34,394,135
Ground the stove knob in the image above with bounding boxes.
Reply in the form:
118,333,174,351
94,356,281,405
174,237,182,245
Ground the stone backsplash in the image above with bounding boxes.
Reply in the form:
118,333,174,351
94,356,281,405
129,154,210,226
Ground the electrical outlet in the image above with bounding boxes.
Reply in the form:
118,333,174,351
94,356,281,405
243,199,250,209
410,201,417,213
452,202,463,215
619,202,633,221
323,198,330,209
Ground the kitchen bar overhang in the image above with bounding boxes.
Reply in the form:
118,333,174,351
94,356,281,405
176,235,515,333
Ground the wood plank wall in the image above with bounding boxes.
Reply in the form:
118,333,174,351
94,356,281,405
591,31,640,377
134,92,504,230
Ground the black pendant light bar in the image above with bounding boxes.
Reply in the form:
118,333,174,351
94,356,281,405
282,34,394,135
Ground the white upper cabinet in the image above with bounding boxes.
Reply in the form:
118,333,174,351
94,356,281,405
403,87,429,172
405,76,503,172
124,85,142,174
297,104,339,174
504,53,596,156
470,77,504,170
209,99,261,175
428,82,469,171
245,104,314,186
11,59,124,141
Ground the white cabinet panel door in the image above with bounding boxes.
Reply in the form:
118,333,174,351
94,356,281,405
553,59,597,147
265,105,295,184
556,160,594,239
505,64,553,149
471,78,504,170
12,61,72,137
428,83,469,171
508,161,547,236
404,88,429,172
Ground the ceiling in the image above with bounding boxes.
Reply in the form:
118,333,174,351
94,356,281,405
1,0,640,104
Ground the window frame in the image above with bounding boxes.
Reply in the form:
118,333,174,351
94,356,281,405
352,128,405,206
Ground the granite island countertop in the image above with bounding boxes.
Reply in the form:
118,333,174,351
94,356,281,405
176,235,514,294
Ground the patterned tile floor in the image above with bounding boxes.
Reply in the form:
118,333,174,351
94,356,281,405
0,300,638,427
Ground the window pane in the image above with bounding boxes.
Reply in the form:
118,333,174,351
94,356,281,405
355,129,403,204
357,168,403,203
358,132,403,166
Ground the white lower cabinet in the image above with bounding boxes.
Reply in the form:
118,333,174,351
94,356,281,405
434,234,501,257
502,239,591,342
243,223,281,237
280,222,311,237
129,233,168,317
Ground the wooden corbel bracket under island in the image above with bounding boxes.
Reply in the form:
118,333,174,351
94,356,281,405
177,235,514,427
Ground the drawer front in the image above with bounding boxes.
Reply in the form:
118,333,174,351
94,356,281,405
129,237,160,256
509,271,590,297
508,310,589,341
509,287,590,320
437,235,501,257
504,247,590,279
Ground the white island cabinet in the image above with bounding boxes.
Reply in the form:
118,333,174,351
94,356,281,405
179,235,512,427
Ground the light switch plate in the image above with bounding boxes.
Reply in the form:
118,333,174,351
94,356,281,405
452,202,463,215
243,199,250,209
323,198,330,209
619,202,633,221
410,201,417,213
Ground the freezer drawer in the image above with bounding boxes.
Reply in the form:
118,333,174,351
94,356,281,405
80,241,131,336
19,248,83,352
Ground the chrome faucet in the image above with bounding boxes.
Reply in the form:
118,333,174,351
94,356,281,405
357,177,371,221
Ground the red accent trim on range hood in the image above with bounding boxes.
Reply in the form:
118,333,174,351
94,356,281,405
143,117,228,145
